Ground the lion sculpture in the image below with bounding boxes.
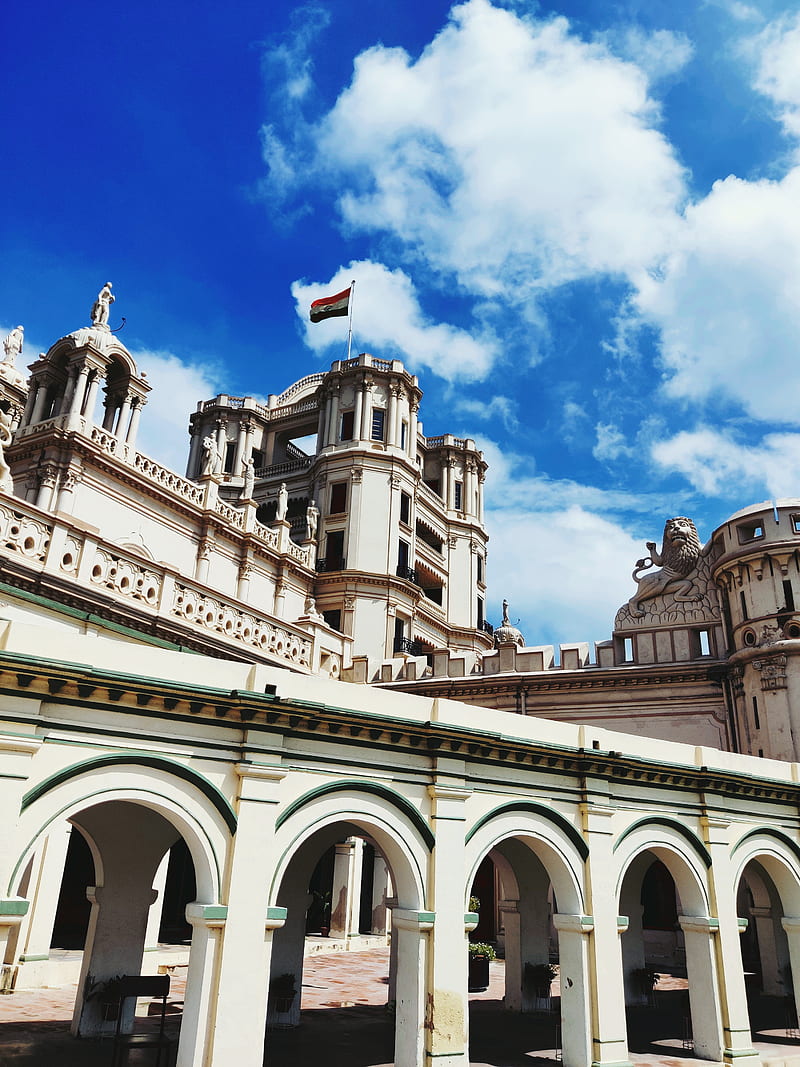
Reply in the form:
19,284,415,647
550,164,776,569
628,517,703,618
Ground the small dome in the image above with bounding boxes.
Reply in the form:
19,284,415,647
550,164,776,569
493,599,525,648
0,361,27,390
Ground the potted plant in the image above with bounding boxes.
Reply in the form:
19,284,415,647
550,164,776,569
524,961,557,999
270,972,298,1015
468,942,496,992
631,967,659,999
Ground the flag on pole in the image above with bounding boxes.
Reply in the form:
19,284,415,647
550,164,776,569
309,285,351,323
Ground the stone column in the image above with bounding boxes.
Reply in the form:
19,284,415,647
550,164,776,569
582,801,631,1067
55,469,80,514
143,852,171,952
387,387,399,447
330,840,357,939
441,459,450,509
29,384,49,426
392,908,433,1067
232,420,248,476
67,366,89,416
747,905,782,995
425,777,471,1066
359,381,372,440
409,402,418,458
20,383,38,428
499,899,522,1010
207,763,287,1066
180,904,227,1067
83,373,103,421
702,816,759,1067
36,464,58,511
371,855,390,935
237,562,252,603
215,419,227,469
114,395,132,439
125,400,144,446
326,388,340,447
553,914,594,1067
13,824,72,973
679,915,725,1060
353,384,364,442
781,918,800,1012
186,427,202,478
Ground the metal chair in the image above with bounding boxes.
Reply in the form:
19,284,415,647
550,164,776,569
110,974,176,1067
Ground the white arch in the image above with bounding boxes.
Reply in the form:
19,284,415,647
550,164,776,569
10,766,229,903
732,832,800,917
464,811,586,915
271,790,427,910
613,825,710,916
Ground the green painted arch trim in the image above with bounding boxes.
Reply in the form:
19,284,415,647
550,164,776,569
21,753,237,835
731,827,800,869
276,780,435,851
464,802,589,861
613,817,712,868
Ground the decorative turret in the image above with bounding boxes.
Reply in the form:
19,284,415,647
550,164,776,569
494,599,525,647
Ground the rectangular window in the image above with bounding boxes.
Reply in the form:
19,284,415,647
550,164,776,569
398,539,410,570
371,408,386,441
699,629,710,655
784,580,795,611
738,520,764,543
340,410,355,441
394,616,405,652
400,492,411,525
330,482,347,514
325,530,345,570
740,590,749,620
477,596,484,627
454,480,463,510
623,636,634,663
753,695,760,730
401,422,407,449
224,441,236,474
323,609,342,632
477,556,483,583
251,449,264,470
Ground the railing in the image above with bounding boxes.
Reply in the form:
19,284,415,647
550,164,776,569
423,435,468,450
316,556,346,572
255,458,313,478
273,373,325,405
285,440,312,462
481,619,494,635
396,564,418,584
394,637,427,656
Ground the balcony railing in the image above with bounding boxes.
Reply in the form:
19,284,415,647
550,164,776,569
394,637,426,656
396,564,418,584
316,556,346,572
481,619,494,635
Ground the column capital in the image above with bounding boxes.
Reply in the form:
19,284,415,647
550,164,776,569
553,913,594,934
391,908,435,932
186,902,228,929
678,915,720,934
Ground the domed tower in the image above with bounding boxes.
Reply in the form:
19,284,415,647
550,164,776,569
710,500,800,760
188,353,492,664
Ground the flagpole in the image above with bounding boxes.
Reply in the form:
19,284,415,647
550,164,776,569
346,279,356,362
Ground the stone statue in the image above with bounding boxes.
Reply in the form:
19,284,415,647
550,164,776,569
201,434,221,476
0,408,13,490
276,482,288,521
304,595,322,620
306,499,319,540
2,326,23,363
628,517,703,617
242,457,255,500
91,283,115,328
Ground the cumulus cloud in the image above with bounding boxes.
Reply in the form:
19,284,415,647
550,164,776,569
292,260,497,381
316,0,685,300
593,422,631,463
750,12,800,139
652,427,800,499
600,27,694,83
635,168,800,423
132,349,225,473
450,394,519,432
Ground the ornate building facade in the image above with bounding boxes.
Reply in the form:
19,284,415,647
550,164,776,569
0,294,799,1067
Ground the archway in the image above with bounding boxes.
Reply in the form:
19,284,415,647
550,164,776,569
733,833,800,1048
7,760,230,1067
267,784,428,1067
464,807,589,1067
615,826,719,1061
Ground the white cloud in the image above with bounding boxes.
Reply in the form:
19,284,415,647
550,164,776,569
635,168,800,423
593,422,631,463
292,260,497,382
132,349,225,473
600,27,694,83
652,427,800,499
486,504,643,651
278,0,685,304
450,393,519,432
750,12,800,139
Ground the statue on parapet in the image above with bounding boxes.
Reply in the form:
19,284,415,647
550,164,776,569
628,517,703,617
2,326,23,363
241,457,255,500
91,283,115,328
0,409,14,490
276,482,288,521
201,434,221,476
306,499,319,540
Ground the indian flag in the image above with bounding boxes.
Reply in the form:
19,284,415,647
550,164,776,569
309,286,351,323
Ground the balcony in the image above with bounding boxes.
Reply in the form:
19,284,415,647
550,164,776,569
396,564,418,584
481,619,494,635
316,556,346,572
394,637,427,656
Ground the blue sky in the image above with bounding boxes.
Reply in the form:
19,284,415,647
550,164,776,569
3,0,800,652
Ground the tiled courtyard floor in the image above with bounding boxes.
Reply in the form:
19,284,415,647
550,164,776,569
0,946,798,1066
